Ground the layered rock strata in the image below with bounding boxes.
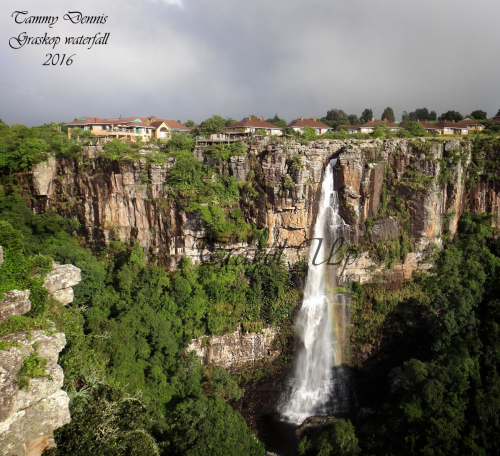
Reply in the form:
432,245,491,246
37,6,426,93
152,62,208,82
187,326,279,370
19,138,500,283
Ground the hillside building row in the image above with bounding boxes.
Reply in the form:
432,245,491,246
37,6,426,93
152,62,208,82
65,116,191,142
66,114,489,143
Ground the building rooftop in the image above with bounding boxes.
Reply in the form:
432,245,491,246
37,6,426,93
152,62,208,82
286,117,331,129
227,117,282,129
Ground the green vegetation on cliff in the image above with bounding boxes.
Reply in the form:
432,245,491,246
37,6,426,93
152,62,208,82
0,187,301,455
348,213,500,455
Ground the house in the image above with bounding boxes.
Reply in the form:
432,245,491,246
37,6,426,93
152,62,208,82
341,125,361,134
65,115,191,142
65,116,156,141
196,130,251,147
416,121,442,133
225,117,283,136
492,115,500,125
458,118,484,131
147,116,192,139
435,121,469,135
286,117,332,135
355,118,400,134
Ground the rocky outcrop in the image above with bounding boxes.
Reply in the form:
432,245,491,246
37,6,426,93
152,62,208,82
295,415,336,441
0,250,81,456
0,331,68,425
0,329,70,456
32,157,57,196
0,290,31,324
43,264,81,306
187,326,279,370
15,138,500,283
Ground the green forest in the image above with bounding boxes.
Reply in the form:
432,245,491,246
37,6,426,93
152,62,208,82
1,121,500,455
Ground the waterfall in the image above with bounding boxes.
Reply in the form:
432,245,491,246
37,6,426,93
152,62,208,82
280,159,352,424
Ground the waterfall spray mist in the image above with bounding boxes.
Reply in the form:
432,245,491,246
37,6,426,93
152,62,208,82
280,159,351,424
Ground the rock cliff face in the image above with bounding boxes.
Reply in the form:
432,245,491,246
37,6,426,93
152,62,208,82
0,256,81,456
17,138,500,283
187,327,279,370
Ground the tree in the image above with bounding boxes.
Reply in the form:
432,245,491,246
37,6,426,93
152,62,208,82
266,113,287,128
401,111,411,125
183,119,196,127
225,118,237,127
48,383,159,456
321,109,349,130
496,109,500,116
371,124,385,139
282,127,298,136
325,109,349,124
407,121,428,137
298,419,361,456
302,126,318,140
470,110,487,120
100,139,130,160
347,114,361,125
0,138,49,170
198,115,226,135
439,110,464,122
381,107,395,123
69,127,83,140
429,110,437,121
360,109,373,124
167,394,265,456
168,150,203,190
409,108,430,121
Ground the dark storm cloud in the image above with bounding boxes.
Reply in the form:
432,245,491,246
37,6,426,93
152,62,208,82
1,0,499,126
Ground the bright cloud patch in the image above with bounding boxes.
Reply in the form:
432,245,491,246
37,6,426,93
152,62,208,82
151,0,183,6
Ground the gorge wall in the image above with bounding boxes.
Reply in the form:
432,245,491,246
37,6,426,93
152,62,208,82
14,138,500,283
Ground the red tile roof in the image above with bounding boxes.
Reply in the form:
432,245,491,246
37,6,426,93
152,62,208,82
437,121,468,129
286,118,331,129
458,119,483,126
226,117,282,129
360,119,398,128
149,120,167,129
416,121,440,130
148,118,191,130
65,116,192,130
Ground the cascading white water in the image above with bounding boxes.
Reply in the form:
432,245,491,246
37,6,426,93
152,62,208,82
281,159,350,424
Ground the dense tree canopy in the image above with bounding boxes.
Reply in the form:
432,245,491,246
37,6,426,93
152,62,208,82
348,114,361,125
469,110,487,120
266,113,287,127
381,107,395,123
439,110,464,122
197,115,226,135
0,180,297,454
349,211,500,455
360,109,373,124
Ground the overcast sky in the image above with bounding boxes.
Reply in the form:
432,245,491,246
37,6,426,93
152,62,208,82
1,0,499,126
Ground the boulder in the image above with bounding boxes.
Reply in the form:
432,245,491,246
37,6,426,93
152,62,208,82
43,264,81,295
0,290,31,323
295,415,336,441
